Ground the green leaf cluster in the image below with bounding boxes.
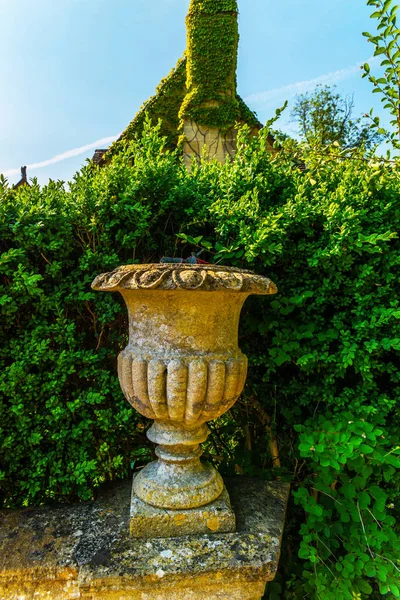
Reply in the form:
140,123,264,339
294,414,399,598
362,0,400,146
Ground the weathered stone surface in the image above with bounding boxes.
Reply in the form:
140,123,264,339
182,119,268,170
0,478,290,600
183,119,238,167
91,263,276,295
91,264,277,513
130,481,235,538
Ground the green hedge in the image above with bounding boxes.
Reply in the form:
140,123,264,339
0,124,399,598
0,126,192,505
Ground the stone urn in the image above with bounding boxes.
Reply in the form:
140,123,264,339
92,264,277,516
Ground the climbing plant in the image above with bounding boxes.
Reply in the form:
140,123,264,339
107,58,187,156
179,0,241,129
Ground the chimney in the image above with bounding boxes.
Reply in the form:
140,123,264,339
180,0,240,168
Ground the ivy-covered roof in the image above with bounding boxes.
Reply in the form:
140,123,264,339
107,58,187,159
100,1,268,163
104,57,262,162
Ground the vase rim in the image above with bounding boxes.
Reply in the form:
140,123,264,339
92,263,277,295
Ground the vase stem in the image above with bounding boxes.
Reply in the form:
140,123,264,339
132,420,224,510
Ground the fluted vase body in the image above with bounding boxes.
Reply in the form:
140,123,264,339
92,264,276,510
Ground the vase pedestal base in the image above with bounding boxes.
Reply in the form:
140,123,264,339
130,475,235,538
132,421,225,510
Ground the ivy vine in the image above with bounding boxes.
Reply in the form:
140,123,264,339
179,0,240,130
108,57,187,157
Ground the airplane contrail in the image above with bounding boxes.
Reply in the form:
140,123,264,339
2,134,120,177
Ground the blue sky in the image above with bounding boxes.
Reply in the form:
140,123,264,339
0,0,384,185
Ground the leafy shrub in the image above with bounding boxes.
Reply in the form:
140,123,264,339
186,131,400,599
0,123,399,598
183,131,400,598
0,125,190,505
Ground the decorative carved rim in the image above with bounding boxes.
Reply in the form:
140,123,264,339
92,264,277,295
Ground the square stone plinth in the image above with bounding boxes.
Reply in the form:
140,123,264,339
0,478,290,600
130,480,236,538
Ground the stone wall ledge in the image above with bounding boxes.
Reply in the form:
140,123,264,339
0,478,290,600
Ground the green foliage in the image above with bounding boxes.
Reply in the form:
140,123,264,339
291,85,382,149
188,0,238,14
0,123,191,506
103,1,260,159
1,121,399,598
294,414,399,598
180,0,241,129
362,0,400,146
175,129,400,598
108,57,187,156
105,55,260,160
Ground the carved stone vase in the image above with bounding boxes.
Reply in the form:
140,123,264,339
92,264,277,515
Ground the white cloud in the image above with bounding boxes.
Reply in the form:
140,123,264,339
245,58,376,107
2,134,120,177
